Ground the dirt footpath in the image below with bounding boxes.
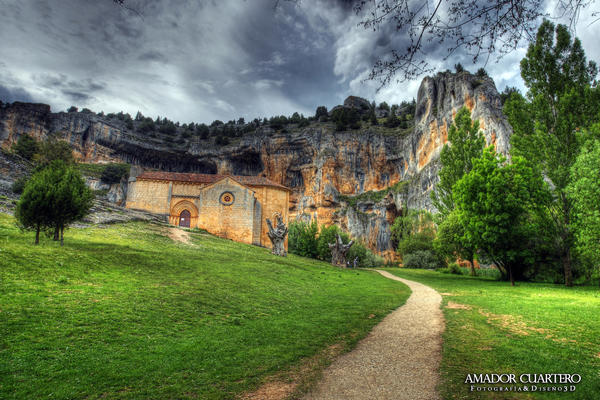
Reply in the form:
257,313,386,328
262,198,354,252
303,270,444,400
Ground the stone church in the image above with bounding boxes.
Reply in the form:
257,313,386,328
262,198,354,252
125,171,291,249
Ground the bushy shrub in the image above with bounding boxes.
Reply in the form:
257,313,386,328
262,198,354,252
402,250,442,269
12,134,39,160
100,164,129,184
397,232,435,255
316,224,345,261
448,262,463,274
12,176,28,194
288,220,319,258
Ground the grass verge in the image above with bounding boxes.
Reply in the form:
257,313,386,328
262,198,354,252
386,268,600,399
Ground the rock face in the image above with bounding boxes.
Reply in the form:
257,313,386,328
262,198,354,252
0,71,511,259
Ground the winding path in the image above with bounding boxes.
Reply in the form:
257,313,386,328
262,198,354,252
304,270,444,400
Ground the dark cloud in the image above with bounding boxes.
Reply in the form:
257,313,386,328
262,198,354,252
0,85,35,103
0,0,596,123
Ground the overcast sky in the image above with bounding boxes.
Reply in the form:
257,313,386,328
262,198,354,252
1,0,599,124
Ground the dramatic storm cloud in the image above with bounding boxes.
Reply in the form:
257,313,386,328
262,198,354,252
0,0,598,124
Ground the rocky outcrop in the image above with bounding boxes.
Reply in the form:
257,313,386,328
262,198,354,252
0,71,512,259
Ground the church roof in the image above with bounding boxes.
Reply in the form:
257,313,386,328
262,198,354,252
136,171,291,191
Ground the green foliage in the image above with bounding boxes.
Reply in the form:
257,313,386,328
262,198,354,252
402,250,442,269
383,108,400,128
475,68,488,77
397,232,435,256
158,121,177,135
15,161,93,245
567,138,600,282
453,147,551,284
137,118,156,134
433,209,473,266
331,107,360,131
454,63,464,73
11,176,28,194
316,224,341,261
315,106,328,120
369,101,378,125
215,136,230,146
378,101,390,111
67,106,78,113
34,138,75,168
431,107,485,219
12,134,39,160
100,163,130,184
438,262,463,274
196,123,210,139
499,86,520,105
288,220,319,258
505,19,599,286
391,209,434,245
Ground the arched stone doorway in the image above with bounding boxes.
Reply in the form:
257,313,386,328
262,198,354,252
170,200,199,228
179,209,191,227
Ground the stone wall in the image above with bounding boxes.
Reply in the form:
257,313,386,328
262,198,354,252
197,178,256,245
125,179,170,219
253,185,289,250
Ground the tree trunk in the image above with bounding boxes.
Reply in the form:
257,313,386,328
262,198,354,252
266,215,288,257
35,225,40,245
470,258,476,276
562,248,573,287
328,234,354,267
509,264,514,286
60,225,64,247
53,224,59,241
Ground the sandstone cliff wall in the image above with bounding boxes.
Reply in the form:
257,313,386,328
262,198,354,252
0,71,511,259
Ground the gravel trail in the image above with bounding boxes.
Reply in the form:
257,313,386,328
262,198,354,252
303,270,444,400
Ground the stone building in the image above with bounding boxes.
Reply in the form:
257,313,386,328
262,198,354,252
125,171,291,249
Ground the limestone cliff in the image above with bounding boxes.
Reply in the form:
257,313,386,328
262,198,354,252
0,71,511,259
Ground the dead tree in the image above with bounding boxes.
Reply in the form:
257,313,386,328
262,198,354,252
328,234,354,267
266,215,288,256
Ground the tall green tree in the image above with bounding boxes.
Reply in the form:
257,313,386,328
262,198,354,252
49,162,94,246
566,138,600,285
505,20,599,286
431,107,485,220
15,161,93,246
454,147,550,285
15,171,55,244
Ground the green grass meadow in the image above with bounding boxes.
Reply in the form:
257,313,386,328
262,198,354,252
387,268,600,399
0,213,410,399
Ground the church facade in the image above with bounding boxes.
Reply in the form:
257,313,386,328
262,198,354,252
125,171,291,249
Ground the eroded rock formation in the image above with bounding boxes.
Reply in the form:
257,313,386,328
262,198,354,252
0,71,511,259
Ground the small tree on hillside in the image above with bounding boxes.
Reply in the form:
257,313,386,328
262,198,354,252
16,161,93,246
12,134,39,160
34,138,75,168
50,163,94,245
315,106,328,121
15,172,54,244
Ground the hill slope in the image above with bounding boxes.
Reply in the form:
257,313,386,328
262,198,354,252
0,214,409,399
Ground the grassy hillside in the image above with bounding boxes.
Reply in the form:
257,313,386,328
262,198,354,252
0,213,409,399
387,269,600,399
